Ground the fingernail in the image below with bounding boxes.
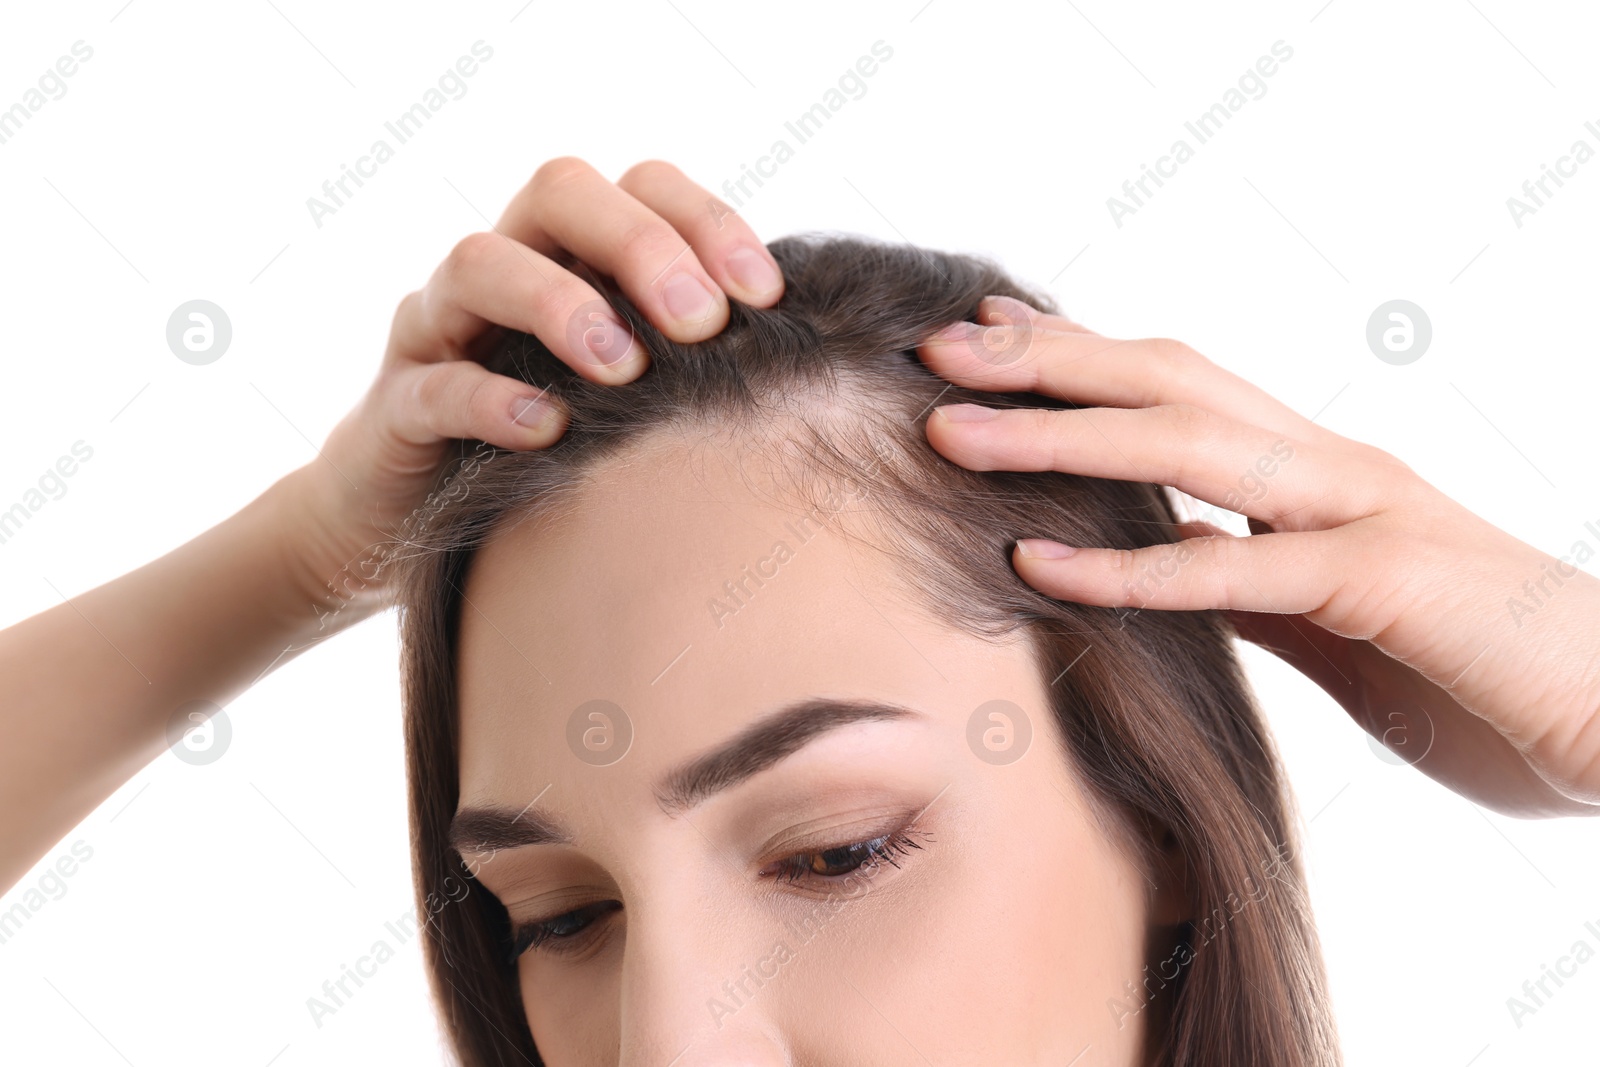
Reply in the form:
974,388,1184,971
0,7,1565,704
983,295,1038,323
575,309,638,368
936,403,1001,423
725,246,782,298
663,271,719,325
510,392,557,429
932,321,980,342
1016,539,1077,559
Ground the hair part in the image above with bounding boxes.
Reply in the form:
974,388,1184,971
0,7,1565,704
392,233,1341,1066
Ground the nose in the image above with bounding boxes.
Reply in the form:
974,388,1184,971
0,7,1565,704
662,1025,790,1067
614,893,792,1067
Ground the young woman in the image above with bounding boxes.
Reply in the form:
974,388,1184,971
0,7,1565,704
2,158,1595,1066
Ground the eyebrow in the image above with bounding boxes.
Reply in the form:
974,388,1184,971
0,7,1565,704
447,698,919,855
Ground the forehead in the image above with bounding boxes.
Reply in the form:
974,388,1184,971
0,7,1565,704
454,430,1043,810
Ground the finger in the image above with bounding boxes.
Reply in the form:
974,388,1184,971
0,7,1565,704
1172,520,1235,541
925,403,1364,530
390,231,647,384
617,160,784,307
494,157,730,341
1168,523,1338,644
1010,527,1340,614
388,359,569,450
980,294,1097,336
917,309,1321,442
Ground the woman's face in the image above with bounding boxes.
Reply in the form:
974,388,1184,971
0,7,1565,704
454,432,1164,1066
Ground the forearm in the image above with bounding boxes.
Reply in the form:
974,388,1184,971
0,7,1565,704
0,464,384,892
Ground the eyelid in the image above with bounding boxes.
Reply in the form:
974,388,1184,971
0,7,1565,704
510,900,621,962
754,805,928,862
499,881,614,920
504,805,938,961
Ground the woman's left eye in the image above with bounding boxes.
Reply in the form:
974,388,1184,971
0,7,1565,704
764,826,932,886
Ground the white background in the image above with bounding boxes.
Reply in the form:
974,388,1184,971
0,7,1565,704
1,1,1597,1064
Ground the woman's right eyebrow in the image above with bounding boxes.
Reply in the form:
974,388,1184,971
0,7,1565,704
447,697,921,853
449,797,570,853
652,697,920,815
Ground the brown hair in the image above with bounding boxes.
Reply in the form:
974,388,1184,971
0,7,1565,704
391,233,1341,1066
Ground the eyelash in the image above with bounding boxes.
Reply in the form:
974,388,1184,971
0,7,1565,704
504,824,932,963
762,825,931,886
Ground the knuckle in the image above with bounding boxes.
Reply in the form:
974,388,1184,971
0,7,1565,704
1105,548,1145,603
463,372,499,423
1358,441,1415,477
391,289,422,330
1145,335,1203,398
1197,528,1242,571
443,231,502,280
411,362,454,413
616,216,687,274
534,276,597,333
1036,408,1077,469
532,155,596,191
618,158,684,193
1144,335,1206,387
1145,336,1198,365
1160,401,1211,438
1105,546,1140,578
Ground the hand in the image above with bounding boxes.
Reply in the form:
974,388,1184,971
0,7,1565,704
285,158,783,626
918,297,1600,818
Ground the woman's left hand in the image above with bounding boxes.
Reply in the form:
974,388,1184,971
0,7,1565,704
919,297,1600,818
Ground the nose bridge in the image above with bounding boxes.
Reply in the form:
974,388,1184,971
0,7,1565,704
616,866,793,1067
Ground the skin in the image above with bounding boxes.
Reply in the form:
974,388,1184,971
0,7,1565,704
917,304,1600,817
0,158,785,891
0,154,1593,1051
454,429,1174,1066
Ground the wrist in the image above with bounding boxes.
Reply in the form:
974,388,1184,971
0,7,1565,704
265,463,392,644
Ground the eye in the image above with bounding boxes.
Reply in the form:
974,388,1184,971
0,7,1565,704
762,825,932,886
505,825,934,961
508,899,621,962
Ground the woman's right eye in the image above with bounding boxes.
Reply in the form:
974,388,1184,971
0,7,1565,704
509,900,622,961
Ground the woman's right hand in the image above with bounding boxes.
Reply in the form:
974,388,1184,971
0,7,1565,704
284,157,785,628
0,157,783,892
